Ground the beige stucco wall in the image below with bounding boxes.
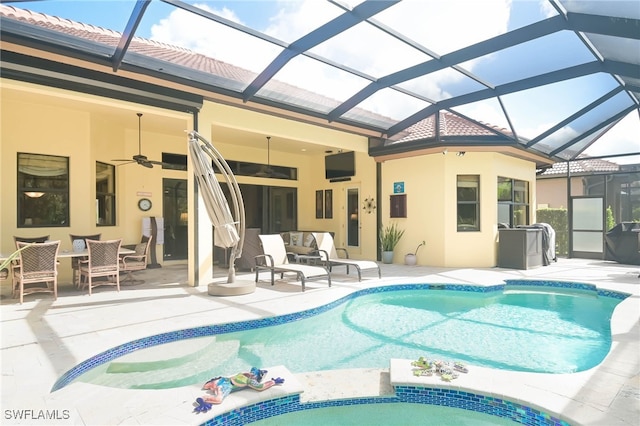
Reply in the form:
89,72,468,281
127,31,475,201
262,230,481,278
192,102,377,285
1,80,191,289
536,176,588,209
380,152,536,267
1,78,539,294
1,80,378,291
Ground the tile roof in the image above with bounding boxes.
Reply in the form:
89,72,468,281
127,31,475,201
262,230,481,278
0,4,387,123
389,111,513,144
1,4,517,142
0,5,257,84
538,157,620,177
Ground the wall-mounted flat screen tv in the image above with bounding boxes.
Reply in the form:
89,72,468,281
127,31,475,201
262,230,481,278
325,151,355,180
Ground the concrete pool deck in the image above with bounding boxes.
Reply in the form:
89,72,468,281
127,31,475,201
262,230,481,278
1,258,638,425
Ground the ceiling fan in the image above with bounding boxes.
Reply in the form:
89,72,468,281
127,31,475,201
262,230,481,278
112,113,168,169
253,136,289,179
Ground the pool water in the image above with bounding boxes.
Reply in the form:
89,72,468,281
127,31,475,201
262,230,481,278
249,403,517,426
73,288,619,390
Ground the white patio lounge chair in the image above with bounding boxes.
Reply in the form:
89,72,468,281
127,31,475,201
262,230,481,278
255,234,331,291
312,232,381,281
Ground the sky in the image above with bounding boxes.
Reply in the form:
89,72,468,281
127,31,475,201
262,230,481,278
10,0,640,164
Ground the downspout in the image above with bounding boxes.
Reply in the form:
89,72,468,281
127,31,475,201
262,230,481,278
192,111,200,286
566,161,572,259
376,161,382,261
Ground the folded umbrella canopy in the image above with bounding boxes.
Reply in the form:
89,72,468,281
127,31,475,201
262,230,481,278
188,131,245,283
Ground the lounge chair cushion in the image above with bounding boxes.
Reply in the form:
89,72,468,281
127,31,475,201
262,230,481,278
255,234,331,291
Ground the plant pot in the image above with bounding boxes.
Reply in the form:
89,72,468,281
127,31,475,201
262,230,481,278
382,251,394,264
404,254,417,266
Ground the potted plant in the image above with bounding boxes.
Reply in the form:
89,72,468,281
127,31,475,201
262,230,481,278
379,223,405,264
405,240,425,266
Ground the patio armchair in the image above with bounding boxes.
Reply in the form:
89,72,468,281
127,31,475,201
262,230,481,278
12,240,60,304
78,239,121,295
255,234,331,292
69,233,101,287
119,236,152,285
312,232,381,281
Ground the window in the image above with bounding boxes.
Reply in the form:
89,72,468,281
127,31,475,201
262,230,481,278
213,160,298,180
457,175,479,231
96,162,115,226
162,152,188,171
17,153,69,227
497,177,529,227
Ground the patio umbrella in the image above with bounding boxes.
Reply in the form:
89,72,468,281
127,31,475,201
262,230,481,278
187,131,245,284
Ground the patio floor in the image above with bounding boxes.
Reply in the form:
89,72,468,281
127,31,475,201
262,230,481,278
1,258,638,425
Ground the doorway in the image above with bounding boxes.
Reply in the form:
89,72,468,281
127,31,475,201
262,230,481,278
570,196,604,259
163,178,188,260
346,187,360,248
215,183,297,266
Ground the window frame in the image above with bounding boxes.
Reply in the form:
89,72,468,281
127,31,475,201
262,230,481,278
497,176,530,227
457,174,480,232
17,152,70,228
96,161,116,226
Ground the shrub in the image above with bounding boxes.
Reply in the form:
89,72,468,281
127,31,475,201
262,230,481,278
536,208,568,256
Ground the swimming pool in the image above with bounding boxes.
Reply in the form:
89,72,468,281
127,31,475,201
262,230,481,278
55,281,627,392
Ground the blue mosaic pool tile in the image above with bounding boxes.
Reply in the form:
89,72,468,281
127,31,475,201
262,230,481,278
504,279,629,300
51,280,629,393
393,385,571,426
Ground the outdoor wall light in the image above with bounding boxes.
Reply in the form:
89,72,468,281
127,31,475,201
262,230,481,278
442,149,448,155
457,151,466,157
363,197,376,214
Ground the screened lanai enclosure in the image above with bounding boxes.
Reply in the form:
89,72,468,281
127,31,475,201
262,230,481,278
1,0,638,163
1,0,638,265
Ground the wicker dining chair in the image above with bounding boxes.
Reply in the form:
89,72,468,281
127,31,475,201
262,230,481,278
119,236,152,285
12,240,60,304
78,239,121,295
69,233,101,287
14,235,50,243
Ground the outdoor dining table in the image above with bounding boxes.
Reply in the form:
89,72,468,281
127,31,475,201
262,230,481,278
0,247,135,262
56,247,136,259
0,247,136,284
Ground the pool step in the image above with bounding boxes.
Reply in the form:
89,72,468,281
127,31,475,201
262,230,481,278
88,340,241,389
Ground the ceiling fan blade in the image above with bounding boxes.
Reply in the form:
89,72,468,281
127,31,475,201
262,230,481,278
139,160,154,168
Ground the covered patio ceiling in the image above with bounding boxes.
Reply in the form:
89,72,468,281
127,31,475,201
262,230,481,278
1,0,638,165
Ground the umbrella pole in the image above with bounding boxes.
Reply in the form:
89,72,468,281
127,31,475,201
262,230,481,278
188,131,255,295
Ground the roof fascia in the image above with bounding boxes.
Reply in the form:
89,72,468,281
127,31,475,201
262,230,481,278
0,17,115,62
369,140,554,167
1,50,203,112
